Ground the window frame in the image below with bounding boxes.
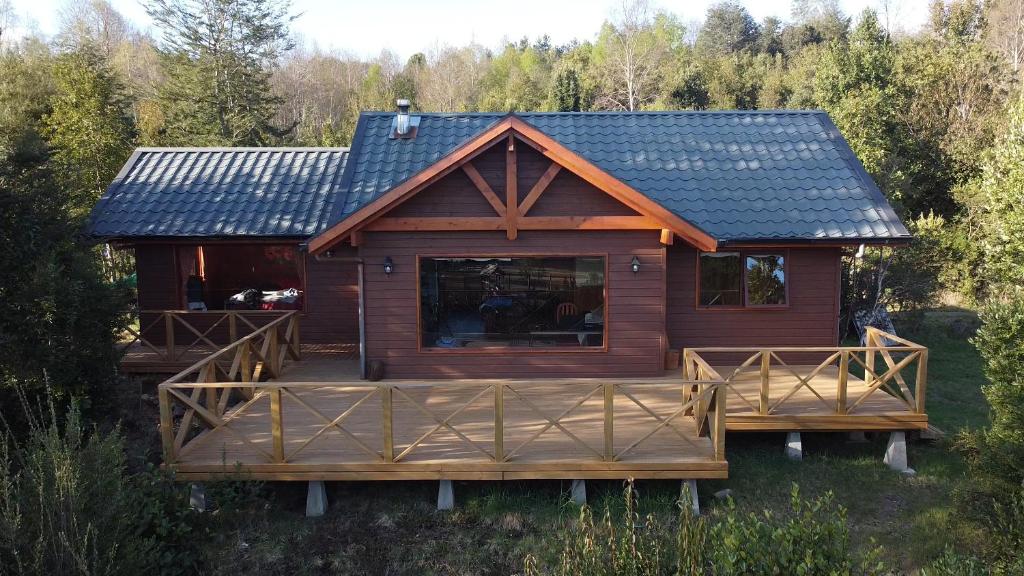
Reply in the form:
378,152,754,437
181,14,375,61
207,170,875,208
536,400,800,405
415,253,610,354
695,249,789,310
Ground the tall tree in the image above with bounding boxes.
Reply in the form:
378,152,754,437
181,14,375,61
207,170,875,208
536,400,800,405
43,47,135,219
696,2,760,56
145,0,296,145
591,0,683,110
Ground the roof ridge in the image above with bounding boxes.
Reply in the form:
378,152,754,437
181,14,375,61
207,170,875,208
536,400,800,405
358,110,828,117
133,146,351,152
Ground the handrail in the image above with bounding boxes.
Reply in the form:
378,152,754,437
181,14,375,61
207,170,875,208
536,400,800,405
157,376,728,467
682,327,928,418
122,309,293,362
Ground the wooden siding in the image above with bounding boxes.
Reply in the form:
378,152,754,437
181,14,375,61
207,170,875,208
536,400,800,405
303,252,360,344
360,230,666,379
666,245,841,351
516,144,638,217
136,244,179,309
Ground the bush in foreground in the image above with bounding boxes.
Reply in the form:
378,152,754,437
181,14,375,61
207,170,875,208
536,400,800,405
523,482,886,576
0,399,199,576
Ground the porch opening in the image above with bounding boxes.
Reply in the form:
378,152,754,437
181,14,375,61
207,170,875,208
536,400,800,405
176,244,304,311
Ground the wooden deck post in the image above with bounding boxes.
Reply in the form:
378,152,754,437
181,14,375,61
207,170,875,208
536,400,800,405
713,385,727,462
915,349,928,414
267,327,280,379
759,351,770,415
228,312,238,344
836,350,849,415
865,328,876,375
494,384,504,462
289,315,301,360
164,312,175,361
270,387,285,463
603,382,614,461
158,386,175,464
382,386,394,462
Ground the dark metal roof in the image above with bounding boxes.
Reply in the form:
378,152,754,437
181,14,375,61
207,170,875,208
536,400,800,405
88,111,909,243
332,111,909,242
87,147,349,238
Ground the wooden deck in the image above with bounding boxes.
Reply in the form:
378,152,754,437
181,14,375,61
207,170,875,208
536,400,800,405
150,316,926,482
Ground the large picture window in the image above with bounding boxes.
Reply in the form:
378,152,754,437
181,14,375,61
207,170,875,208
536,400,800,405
419,256,606,350
698,251,787,308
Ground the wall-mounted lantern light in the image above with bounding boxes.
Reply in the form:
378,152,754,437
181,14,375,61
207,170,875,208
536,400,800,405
631,256,641,274
383,257,394,276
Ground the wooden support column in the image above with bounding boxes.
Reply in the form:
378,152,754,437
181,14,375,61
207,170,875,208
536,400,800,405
506,135,518,240
837,350,850,415
494,384,504,462
270,388,285,463
759,351,770,415
915,349,928,414
158,387,175,464
164,312,175,361
382,386,394,462
228,313,238,344
603,382,614,461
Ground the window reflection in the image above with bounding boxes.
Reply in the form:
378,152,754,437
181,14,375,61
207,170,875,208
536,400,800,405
420,257,605,349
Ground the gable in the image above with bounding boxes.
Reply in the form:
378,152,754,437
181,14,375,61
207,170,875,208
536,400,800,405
308,117,714,253
321,111,911,245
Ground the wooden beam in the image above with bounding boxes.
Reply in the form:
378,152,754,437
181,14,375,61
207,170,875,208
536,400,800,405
350,230,363,247
308,117,518,253
660,229,673,245
363,217,506,232
518,216,662,230
461,163,507,217
506,135,518,240
518,162,561,216
506,117,717,252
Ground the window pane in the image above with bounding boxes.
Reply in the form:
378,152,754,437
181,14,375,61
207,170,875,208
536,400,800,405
420,257,605,349
699,252,741,306
746,254,786,305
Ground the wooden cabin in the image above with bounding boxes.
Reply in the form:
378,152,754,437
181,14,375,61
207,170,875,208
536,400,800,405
88,110,928,501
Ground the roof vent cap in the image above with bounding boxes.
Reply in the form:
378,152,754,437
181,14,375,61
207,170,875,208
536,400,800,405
391,99,420,140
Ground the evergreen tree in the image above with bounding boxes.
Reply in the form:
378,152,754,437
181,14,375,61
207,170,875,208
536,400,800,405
43,46,135,219
145,0,296,145
550,67,581,111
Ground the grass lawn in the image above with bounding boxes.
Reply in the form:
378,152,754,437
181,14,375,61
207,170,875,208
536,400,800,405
113,311,991,574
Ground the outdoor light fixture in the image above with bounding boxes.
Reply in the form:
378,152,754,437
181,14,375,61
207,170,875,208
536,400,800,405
631,256,641,274
383,257,394,275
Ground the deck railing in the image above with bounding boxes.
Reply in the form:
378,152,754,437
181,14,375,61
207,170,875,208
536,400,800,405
157,375,727,468
682,326,928,417
121,309,294,362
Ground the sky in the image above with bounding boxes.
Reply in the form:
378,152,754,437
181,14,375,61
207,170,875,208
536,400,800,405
9,0,932,60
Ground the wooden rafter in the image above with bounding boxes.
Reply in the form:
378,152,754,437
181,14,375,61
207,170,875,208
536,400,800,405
461,163,506,217
506,134,518,240
307,115,718,253
518,162,561,216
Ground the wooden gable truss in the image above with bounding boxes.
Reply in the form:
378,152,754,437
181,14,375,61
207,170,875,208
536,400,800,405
308,116,718,253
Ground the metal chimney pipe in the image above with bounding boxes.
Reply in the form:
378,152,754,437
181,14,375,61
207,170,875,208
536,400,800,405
395,99,411,135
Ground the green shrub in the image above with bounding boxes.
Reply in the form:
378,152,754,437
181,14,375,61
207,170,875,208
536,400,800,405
524,482,886,576
961,292,1024,485
0,398,200,576
921,547,990,576
705,485,885,576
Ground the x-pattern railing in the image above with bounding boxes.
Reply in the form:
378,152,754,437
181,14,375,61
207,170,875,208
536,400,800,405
682,326,928,418
158,376,728,467
121,310,293,363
